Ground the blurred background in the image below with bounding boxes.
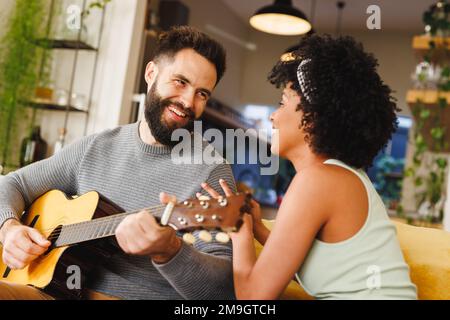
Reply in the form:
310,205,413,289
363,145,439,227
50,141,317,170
0,0,449,231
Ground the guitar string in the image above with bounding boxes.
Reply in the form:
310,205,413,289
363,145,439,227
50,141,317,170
37,203,169,234
46,202,228,243
34,196,244,245
45,207,167,242
47,201,235,245
37,196,218,235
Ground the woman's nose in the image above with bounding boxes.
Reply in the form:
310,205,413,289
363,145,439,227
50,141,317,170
269,112,275,122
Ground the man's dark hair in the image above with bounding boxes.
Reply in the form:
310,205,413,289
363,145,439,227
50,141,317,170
154,26,226,85
268,34,399,169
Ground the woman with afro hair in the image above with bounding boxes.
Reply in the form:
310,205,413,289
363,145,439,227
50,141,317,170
199,34,417,299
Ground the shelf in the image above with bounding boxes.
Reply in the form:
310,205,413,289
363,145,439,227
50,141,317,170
32,38,97,51
406,89,450,106
412,35,450,50
26,100,88,113
384,172,403,179
412,35,450,62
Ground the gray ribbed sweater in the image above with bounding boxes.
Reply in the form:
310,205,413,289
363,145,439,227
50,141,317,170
0,121,237,300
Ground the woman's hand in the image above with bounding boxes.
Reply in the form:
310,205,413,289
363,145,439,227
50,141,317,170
198,179,269,244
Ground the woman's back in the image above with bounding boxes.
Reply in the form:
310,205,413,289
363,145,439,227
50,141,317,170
296,159,417,299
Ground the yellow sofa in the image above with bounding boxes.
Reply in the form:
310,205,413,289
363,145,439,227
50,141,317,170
255,220,450,300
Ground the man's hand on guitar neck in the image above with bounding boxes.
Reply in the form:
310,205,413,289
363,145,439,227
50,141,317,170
115,192,182,264
0,219,51,270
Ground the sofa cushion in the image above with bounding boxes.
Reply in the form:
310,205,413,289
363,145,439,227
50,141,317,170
393,221,450,300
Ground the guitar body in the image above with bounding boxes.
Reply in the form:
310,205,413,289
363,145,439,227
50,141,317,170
0,190,122,299
0,189,250,299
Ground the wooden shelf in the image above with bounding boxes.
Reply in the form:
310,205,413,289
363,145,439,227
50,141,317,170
412,35,450,50
384,172,403,179
412,35,450,62
32,39,97,51
406,89,450,106
26,100,88,113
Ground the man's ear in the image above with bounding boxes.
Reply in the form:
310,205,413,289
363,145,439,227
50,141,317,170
145,61,158,88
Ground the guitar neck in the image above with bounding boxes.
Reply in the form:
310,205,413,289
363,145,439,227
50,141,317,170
54,206,166,248
52,192,250,248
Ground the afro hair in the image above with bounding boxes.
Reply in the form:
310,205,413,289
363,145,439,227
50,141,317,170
268,34,399,169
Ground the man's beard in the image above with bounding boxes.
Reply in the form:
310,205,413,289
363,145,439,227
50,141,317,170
144,82,195,147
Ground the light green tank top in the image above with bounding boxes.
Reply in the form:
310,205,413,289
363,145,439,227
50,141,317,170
296,159,417,299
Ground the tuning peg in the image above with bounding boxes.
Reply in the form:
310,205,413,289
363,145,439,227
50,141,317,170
195,214,205,223
218,197,228,207
183,200,193,208
215,232,230,243
177,217,187,226
182,233,196,245
200,200,210,209
197,195,211,201
198,230,212,242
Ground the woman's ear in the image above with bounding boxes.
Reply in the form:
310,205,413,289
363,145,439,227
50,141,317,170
145,61,158,88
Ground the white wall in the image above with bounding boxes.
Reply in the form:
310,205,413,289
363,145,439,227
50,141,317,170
241,28,417,117
180,0,250,109
0,0,14,31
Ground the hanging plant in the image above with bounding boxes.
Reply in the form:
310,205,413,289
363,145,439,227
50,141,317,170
0,0,51,173
402,2,450,223
423,0,450,36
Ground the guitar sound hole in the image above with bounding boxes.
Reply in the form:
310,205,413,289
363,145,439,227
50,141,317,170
44,225,62,256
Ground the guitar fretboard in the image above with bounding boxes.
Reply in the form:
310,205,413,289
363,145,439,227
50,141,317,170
53,207,165,247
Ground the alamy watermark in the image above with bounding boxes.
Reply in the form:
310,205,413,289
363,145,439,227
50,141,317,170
66,4,82,31
366,265,381,290
66,264,81,290
170,121,279,176
367,5,381,30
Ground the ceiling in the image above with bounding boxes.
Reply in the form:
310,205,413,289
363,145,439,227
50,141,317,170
221,0,438,32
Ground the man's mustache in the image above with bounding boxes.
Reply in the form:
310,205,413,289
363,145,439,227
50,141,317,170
163,100,195,120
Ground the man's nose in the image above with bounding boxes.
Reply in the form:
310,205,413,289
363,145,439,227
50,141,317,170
180,89,195,112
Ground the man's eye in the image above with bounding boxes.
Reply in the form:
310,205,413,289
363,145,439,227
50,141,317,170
198,92,208,100
175,79,186,86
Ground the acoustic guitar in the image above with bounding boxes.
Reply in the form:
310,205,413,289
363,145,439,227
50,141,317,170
0,189,251,299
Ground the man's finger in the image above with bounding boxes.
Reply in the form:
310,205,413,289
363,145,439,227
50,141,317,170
27,228,51,247
137,211,160,235
159,192,177,204
4,254,26,270
15,237,48,256
6,244,39,263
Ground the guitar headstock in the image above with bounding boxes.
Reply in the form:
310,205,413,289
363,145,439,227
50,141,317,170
165,192,252,244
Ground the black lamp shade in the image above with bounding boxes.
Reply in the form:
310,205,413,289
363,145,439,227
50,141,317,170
250,0,312,36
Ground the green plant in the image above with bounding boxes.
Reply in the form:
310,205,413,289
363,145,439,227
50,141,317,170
423,0,450,36
83,0,112,17
0,0,51,173
404,3,450,222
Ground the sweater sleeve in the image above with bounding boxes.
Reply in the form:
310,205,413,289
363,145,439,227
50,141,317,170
152,163,237,299
0,135,96,229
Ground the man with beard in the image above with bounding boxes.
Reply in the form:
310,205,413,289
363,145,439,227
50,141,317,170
0,26,236,300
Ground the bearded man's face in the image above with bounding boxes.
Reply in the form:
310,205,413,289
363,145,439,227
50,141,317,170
144,80,195,147
143,49,218,146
